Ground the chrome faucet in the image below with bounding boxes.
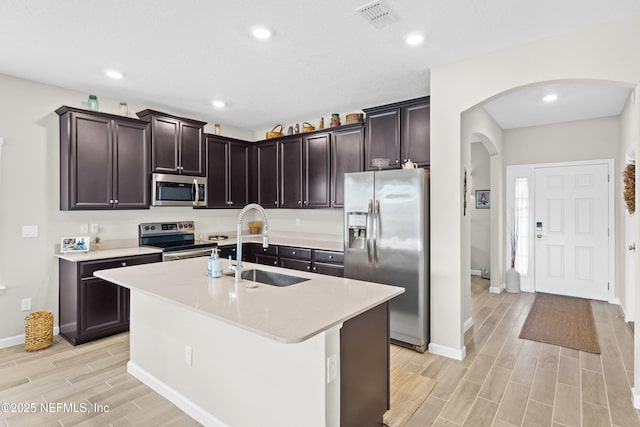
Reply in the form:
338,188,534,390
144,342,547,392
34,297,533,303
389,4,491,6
229,203,269,283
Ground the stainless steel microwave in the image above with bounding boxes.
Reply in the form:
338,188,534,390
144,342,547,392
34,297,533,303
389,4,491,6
151,173,206,207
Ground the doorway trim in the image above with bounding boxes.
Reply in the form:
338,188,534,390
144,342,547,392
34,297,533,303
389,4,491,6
506,159,615,302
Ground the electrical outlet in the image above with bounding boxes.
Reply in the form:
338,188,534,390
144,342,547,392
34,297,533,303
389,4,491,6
327,354,337,383
90,224,99,234
185,345,193,366
80,224,89,234
21,298,31,311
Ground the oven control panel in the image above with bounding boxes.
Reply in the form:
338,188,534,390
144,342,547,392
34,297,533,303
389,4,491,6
139,221,195,237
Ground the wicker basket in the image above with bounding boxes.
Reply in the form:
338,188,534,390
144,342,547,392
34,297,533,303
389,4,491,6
346,113,364,124
25,311,53,352
266,124,284,139
302,121,315,133
248,221,263,234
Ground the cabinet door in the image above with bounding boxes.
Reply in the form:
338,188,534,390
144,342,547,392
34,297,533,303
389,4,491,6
401,103,430,167
79,277,125,336
180,122,205,176
279,137,303,208
365,108,400,170
206,136,229,208
279,258,312,272
257,141,279,208
69,113,113,209
331,127,364,207
228,142,249,208
151,116,180,173
303,134,331,208
112,119,150,209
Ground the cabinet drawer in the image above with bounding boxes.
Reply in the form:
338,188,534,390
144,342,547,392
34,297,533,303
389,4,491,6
255,254,278,266
313,250,344,264
313,263,344,277
279,258,312,272
279,246,311,260
80,254,161,279
253,244,278,256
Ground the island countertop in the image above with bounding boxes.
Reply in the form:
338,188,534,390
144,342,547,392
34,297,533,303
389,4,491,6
94,258,403,344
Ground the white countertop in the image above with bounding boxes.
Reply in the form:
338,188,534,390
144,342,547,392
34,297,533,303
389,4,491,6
94,258,403,343
55,246,162,262
54,232,343,262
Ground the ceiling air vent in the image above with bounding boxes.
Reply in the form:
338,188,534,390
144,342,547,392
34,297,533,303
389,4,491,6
356,1,396,29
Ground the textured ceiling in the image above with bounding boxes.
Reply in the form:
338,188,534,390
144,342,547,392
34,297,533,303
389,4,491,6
1,0,639,131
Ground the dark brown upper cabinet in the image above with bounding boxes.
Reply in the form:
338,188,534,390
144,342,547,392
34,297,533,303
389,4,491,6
330,124,364,208
57,106,150,210
206,135,249,208
303,133,331,208
136,110,206,176
256,140,279,208
279,136,303,208
279,133,331,209
364,96,430,170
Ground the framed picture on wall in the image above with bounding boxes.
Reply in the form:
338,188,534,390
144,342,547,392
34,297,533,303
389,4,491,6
476,190,490,209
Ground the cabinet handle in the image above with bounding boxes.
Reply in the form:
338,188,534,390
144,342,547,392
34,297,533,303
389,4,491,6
114,200,118,204
274,201,278,205
109,199,114,203
273,261,277,265
313,267,317,271
304,201,308,205
229,201,233,205
298,200,302,205
306,266,310,271
329,255,333,259
292,251,296,255
263,248,267,252
121,262,127,267
395,160,399,164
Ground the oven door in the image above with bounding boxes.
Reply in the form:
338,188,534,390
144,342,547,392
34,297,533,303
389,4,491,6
163,248,214,261
152,173,207,207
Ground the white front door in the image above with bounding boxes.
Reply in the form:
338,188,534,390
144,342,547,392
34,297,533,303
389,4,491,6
534,164,609,300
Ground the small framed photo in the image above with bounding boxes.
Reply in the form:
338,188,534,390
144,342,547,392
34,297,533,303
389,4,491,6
61,236,90,253
475,190,491,209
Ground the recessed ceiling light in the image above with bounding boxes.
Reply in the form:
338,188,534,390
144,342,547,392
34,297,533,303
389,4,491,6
543,93,558,103
405,32,424,46
251,25,272,40
104,69,124,79
212,100,226,109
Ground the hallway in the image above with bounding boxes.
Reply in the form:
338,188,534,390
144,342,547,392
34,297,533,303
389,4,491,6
397,276,639,426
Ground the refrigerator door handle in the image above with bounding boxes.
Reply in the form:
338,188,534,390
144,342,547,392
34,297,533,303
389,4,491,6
373,199,380,267
367,199,373,266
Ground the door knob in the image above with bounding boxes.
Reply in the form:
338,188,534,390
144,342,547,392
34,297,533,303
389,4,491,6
630,243,636,251
536,234,542,238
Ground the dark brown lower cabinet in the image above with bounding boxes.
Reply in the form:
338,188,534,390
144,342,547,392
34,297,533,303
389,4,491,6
341,302,390,426
59,253,161,345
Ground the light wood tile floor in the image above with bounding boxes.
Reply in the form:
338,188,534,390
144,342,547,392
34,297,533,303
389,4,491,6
1,276,639,426
399,276,640,427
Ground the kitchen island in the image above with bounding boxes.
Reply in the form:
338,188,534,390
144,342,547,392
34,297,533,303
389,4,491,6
95,257,403,427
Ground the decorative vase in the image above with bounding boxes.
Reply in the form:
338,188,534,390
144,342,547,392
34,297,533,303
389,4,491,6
505,268,521,293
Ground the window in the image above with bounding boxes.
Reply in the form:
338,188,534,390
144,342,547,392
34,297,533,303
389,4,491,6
514,178,529,275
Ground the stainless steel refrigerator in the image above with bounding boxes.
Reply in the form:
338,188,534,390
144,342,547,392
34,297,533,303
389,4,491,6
344,168,429,352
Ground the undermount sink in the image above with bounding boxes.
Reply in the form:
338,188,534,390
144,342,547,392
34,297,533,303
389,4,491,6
225,269,310,287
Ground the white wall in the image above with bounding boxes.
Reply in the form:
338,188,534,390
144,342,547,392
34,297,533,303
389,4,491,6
0,73,343,343
429,15,640,359
470,143,491,273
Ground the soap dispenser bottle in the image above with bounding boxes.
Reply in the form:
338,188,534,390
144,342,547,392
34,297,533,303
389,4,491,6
208,248,222,278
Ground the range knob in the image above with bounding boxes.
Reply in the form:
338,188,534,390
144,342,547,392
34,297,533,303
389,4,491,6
144,226,150,231
189,224,193,228
150,225,156,231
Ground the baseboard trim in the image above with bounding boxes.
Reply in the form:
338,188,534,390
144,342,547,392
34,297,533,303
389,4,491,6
127,361,226,427
0,327,60,349
489,284,503,294
470,269,482,276
428,342,467,361
463,317,473,332
633,387,640,409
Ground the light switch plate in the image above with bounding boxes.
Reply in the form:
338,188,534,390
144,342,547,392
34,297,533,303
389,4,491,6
22,225,38,238
90,224,99,234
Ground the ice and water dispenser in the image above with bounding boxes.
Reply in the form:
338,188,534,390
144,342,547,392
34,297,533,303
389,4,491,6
346,211,368,250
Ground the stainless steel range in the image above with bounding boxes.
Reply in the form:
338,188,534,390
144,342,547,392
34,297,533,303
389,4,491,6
139,221,221,261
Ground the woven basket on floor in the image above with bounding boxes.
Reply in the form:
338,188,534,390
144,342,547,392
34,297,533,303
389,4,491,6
25,311,53,352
